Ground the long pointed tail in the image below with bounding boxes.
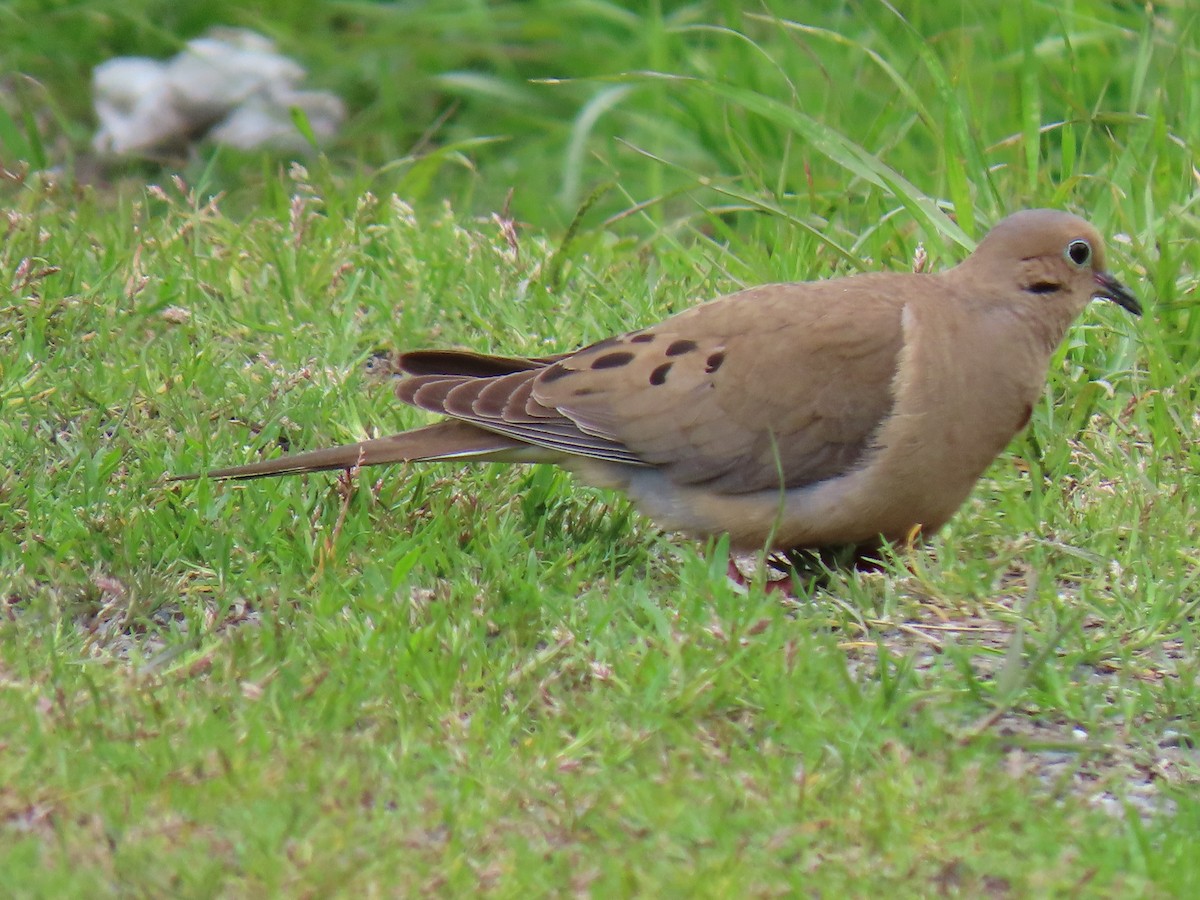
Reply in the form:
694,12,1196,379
169,420,529,481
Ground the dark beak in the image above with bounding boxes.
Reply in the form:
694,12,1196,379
1094,272,1142,316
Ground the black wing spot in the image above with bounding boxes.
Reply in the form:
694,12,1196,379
591,351,636,369
629,333,655,343
649,362,672,385
666,339,699,356
704,352,725,373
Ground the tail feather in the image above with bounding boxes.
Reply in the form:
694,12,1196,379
396,349,568,378
170,420,528,482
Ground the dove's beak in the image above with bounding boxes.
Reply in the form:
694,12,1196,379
1094,272,1142,316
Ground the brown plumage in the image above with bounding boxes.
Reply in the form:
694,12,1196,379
175,209,1140,553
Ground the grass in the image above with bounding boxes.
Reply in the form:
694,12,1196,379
3,0,1199,895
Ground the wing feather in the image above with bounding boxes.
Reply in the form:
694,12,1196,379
391,277,911,492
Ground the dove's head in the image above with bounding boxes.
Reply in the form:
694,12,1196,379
964,209,1141,320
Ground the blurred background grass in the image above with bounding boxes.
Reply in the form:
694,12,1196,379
5,0,1187,237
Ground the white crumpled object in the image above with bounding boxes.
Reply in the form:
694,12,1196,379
93,28,344,157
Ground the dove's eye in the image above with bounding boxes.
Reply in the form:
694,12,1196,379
1065,239,1092,267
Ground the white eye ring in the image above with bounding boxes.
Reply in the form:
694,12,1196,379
1066,239,1092,267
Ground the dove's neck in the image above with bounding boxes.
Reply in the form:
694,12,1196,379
940,265,1087,357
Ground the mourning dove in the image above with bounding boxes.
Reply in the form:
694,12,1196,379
175,209,1140,554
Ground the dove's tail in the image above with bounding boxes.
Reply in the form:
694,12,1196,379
168,420,530,482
